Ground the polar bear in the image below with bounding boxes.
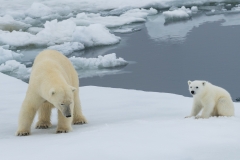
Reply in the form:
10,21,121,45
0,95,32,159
16,50,87,136
186,80,234,119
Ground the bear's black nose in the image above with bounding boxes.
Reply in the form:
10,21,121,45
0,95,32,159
66,115,71,118
191,91,195,94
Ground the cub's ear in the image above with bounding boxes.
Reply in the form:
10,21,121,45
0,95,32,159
50,88,55,95
202,81,206,86
188,81,191,85
70,86,76,92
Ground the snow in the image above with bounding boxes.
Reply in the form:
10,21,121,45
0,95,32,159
163,6,193,21
0,53,128,80
0,47,23,64
0,15,31,31
1,72,240,160
0,20,120,48
25,2,53,18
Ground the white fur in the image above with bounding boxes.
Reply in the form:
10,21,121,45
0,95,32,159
16,50,87,136
186,80,234,119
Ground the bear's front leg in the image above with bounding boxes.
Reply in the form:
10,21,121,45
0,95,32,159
196,101,215,119
16,97,38,136
36,102,52,129
56,106,73,133
185,101,202,118
73,92,87,125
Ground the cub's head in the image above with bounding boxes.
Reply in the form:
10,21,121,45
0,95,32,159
48,85,76,118
188,80,206,96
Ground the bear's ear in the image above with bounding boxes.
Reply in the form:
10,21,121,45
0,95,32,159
202,82,206,86
50,88,55,95
188,81,191,85
70,86,76,92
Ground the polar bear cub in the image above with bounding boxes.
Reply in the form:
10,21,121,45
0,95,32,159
186,80,234,119
16,50,87,136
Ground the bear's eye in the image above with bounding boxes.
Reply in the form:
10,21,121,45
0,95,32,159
196,87,198,89
190,87,192,88
61,103,64,105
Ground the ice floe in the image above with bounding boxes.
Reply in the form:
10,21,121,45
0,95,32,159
48,42,85,56
0,15,31,31
0,53,128,81
0,47,23,64
0,20,120,48
71,8,157,28
163,6,194,21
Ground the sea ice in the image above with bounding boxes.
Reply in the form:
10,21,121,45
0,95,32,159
0,20,120,48
163,6,192,21
0,47,23,64
48,42,85,55
72,8,157,28
0,15,31,31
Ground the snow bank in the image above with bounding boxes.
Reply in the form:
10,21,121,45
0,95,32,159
0,20,120,48
69,53,128,69
1,72,240,160
0,15,31,31
48,42,85,55
163,6,193,21
0,47,23,64
72,8,157,28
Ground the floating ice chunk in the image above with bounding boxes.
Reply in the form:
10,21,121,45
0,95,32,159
69,53,128,70
48,42,85,55
72,24,121,47
26,27,44,34
54,6,72,16
0,60,30,81
72,8,157,28
191,6,198,12
113,27,141,33
0,20,120,48
163,6,192,21
25,3,53,18
0,15,31,31
23,17,42,26
104,6,135,16
0,47,23,64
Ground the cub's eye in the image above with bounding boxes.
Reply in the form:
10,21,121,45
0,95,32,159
196,87,198,89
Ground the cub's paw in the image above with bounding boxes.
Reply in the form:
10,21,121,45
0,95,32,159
16,130,30,136
73,116,87,125
56,128,71,134
35,121,52,129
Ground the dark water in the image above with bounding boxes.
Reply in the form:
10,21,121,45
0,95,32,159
81,13,240,99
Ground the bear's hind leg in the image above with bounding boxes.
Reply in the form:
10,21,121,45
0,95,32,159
36,102,53,129
217,98,234,117
73,91,87,125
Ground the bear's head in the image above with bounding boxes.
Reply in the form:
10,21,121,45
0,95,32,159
188,80,206,96
48,85,76,118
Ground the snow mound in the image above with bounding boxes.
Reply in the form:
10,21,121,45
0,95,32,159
69,53,128,69
0,47,23,64
48,42,85,55
72,8,157,28
0,20,120,48
163,6,192,21
0,15,31,31
0,60,30,81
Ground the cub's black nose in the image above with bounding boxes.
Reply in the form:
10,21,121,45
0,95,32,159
66,115,71,118
191,91,195,94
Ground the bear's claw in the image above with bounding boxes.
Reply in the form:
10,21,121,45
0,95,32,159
35,121,52,129
16,131,30,136
56,130,69,133
73,116,87,125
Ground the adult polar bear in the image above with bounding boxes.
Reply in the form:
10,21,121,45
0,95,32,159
186,80,234,119
16,50,87,136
